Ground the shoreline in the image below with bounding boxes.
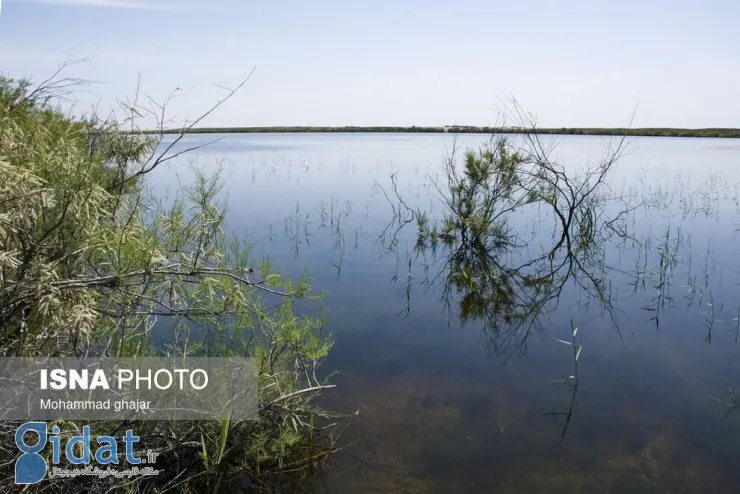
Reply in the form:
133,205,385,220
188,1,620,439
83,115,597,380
144,126,740,138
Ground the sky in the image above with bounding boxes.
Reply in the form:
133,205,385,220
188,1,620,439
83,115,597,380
0,0,738,128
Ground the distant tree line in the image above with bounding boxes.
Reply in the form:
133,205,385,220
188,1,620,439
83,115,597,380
148,126,740,138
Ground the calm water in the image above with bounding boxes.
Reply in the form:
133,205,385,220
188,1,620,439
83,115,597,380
150,133,740,493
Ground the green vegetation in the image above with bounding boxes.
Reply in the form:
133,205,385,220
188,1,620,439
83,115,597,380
0,75,339,491
150,125,740,138
377,100,630,358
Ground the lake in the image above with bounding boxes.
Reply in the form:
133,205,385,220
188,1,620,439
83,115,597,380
149,133,740,493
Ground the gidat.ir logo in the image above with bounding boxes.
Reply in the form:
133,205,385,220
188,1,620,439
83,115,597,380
15,422,143,485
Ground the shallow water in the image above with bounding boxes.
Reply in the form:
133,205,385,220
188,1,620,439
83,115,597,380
150,133,740,493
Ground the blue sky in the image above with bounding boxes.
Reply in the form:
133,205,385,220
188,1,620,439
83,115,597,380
0,0,738,128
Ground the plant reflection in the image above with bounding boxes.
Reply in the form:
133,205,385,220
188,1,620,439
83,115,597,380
379,112,636,357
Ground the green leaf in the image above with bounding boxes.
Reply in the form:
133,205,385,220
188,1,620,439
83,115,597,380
575,344,583,361
216,409,231,465
199,431,209,468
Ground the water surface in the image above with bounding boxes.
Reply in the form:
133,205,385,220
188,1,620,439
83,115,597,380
150,133,740,493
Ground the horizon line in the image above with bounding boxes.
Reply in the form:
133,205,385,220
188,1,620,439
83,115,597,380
138,125,740,139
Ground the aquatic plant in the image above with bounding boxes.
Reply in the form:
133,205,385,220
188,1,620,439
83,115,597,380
378,101,636,354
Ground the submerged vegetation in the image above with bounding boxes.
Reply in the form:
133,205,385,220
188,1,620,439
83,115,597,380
0,74,341,491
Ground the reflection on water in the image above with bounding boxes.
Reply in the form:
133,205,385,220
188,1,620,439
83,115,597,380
150,133,740,492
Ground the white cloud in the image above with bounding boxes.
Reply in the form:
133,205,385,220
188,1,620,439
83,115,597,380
9,0,175,10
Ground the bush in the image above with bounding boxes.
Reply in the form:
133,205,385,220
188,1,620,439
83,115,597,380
0,75,338,492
